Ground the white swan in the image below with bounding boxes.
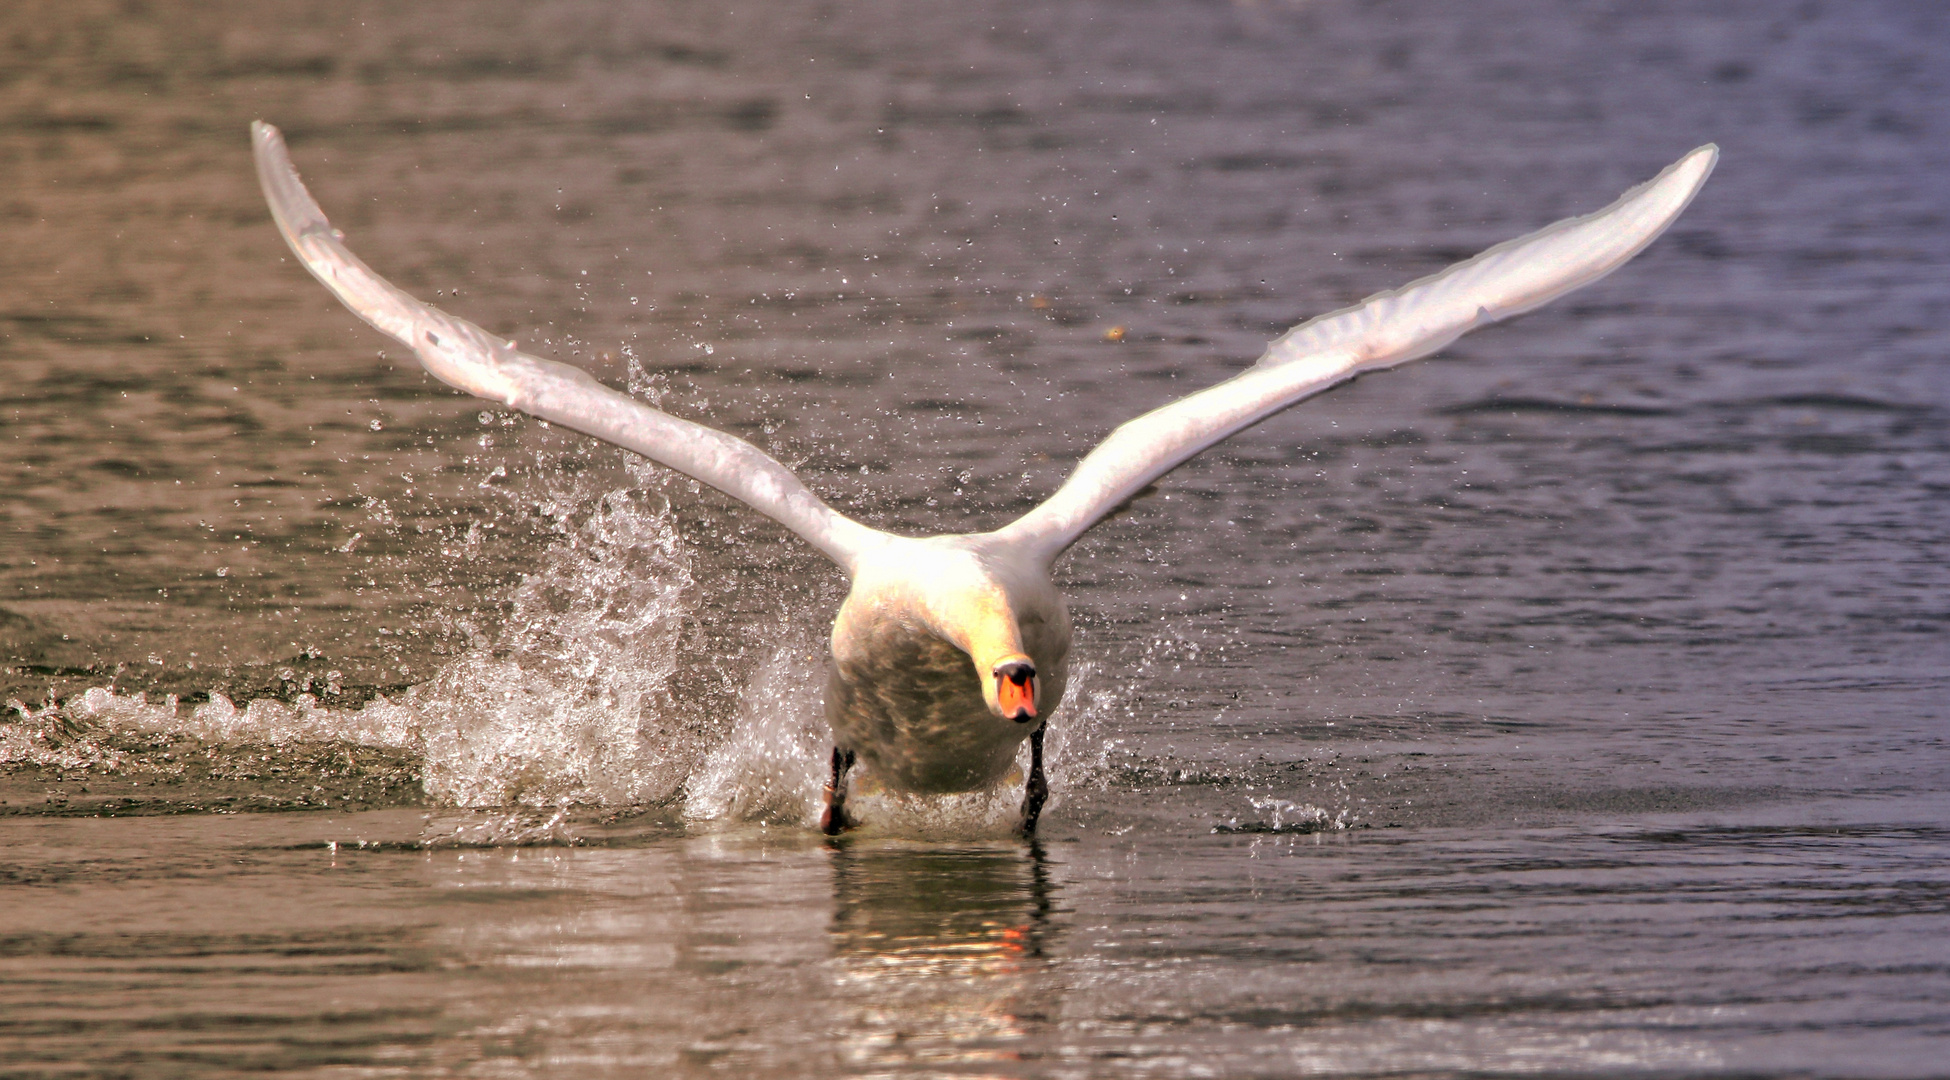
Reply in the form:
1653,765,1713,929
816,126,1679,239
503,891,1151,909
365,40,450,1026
251,122,1716,834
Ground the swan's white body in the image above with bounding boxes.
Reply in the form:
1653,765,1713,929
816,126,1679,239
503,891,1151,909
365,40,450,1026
251,123,1716,825
825,534,1069,794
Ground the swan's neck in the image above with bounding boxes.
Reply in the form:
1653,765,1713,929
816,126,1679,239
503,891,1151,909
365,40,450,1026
934,589,1029,674
925,583,1031,720
837,537,1039,713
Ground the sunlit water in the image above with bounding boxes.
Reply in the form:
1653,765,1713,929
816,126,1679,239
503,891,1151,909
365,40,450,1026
4,2,1948,1076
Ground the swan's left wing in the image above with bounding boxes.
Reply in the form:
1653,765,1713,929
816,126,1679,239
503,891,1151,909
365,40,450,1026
252,122,886,574
994,144,1718,565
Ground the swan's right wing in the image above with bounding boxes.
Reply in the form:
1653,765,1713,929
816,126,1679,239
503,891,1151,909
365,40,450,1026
995,145,1718,565
253,122,886,574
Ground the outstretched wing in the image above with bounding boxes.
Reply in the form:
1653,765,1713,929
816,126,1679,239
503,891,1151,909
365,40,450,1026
252,121,886,574
993,145,1718,565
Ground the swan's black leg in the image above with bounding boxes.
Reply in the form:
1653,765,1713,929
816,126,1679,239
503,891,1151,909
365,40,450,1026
820,746,857,835
1017,724,1049,837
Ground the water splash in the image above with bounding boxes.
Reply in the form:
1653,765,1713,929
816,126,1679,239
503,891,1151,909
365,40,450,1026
1213,795,1350,834
3,686,416,763
370,485,696,807
1037,654,1118,790
4,492,1157,839
682,637,830,826
5,486,693,814
420,807,581,848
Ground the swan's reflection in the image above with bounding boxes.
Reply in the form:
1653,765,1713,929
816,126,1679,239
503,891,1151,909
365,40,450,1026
826,839,1061,1073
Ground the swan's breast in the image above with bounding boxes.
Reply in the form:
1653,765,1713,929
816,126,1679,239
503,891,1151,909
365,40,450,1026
826,620,1023,793
823,537,1070,794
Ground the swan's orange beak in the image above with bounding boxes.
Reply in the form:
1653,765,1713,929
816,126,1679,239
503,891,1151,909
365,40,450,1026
995,662,1037,723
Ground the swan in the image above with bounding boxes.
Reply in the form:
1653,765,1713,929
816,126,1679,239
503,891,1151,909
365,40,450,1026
250,122,1715,835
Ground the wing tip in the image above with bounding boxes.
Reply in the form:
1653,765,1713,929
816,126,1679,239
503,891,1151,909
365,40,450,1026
249,119,288,180
1655,143,1720,212
250,119,334,241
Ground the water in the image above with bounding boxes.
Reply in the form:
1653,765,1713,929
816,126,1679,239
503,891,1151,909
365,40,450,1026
4,1,1948,1075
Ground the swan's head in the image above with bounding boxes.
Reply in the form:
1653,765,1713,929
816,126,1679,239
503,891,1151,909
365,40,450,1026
989,656,1038,723
838,537,1054,726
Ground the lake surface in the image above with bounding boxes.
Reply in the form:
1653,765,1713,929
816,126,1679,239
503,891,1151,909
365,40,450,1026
3,1,1947,1076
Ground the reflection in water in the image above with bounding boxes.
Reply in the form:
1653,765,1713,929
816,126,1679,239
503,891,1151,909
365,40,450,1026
367,828,1068,1077
3,807,1944,1076
827,840,1059,1074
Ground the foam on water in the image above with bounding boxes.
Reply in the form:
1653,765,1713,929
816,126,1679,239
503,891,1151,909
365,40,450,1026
2,685,420,778
4,483,696,814
5,476,1141,838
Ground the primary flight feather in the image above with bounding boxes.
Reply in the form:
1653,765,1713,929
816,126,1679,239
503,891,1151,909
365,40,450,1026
252,122,1715,834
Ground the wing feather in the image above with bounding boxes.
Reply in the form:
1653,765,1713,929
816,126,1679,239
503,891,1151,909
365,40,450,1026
994,145,1718,564
251,121,885,574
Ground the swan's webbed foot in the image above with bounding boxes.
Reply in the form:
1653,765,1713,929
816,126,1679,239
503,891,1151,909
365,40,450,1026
820,746,857,835
1017,723,1049,837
